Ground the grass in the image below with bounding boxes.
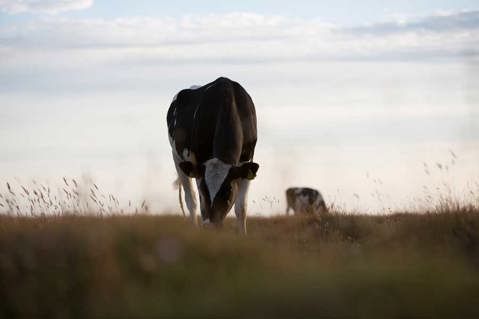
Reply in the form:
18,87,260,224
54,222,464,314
0,209,478,318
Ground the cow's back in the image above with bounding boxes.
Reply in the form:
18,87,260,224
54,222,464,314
168,77,256,166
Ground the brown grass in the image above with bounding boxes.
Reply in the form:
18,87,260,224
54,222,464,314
0,209,478,318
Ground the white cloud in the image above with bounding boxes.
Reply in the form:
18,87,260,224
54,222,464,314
0,10,477,83
0,10,477,67
347,10,479,34
0,0,92,14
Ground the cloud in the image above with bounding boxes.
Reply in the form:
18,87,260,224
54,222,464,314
347,10,479,34
0,10,477,73
0,0,92,14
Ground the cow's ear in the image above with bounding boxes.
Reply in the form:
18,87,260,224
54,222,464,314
179,161,204,178
231,162,259,180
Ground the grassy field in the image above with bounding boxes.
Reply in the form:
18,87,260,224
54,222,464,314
0,209,478,318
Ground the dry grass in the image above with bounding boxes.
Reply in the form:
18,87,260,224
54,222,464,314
0,209,478,318
0,179,147,216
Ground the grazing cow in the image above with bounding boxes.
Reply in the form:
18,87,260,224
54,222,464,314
285,187,327,216
167,77,259,234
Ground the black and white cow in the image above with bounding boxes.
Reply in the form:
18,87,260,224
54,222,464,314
167,77,259,234
285,187,327,216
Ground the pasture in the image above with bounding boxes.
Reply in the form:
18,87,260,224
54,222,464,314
2,2,478,319
0,208,478,318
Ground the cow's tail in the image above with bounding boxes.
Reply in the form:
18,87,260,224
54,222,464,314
173,178,186,217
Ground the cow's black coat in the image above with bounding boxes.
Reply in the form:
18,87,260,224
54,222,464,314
168,77,257,166
167,77,258,224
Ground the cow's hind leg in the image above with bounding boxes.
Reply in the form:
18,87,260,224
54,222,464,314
286,199,292,216
285,200,292,216
175,164,198,226
235,179,250,235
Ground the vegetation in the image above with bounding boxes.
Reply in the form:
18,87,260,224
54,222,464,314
0,208,478,318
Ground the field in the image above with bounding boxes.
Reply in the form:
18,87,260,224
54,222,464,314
0,208,478,318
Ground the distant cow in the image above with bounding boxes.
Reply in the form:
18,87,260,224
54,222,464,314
167,77,259,234
285,187,327,215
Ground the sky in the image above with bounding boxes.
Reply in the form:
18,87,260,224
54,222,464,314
0,0,478,214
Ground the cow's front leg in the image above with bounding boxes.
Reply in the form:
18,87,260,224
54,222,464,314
234,179,250,235
195,178,209,225
175,165,198,226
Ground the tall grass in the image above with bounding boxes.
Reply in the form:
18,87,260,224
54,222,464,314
0,178,148,216
0,210,478,318
0,171,478,317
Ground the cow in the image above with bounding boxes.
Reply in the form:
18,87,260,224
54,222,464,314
285,187,327,216
167,77,259,234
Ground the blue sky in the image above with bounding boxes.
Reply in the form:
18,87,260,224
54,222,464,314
64,0,479,24
0,0,478,214
2,0,479,22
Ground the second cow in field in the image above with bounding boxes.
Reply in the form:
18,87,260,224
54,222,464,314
285,187,327,216
167,77,259,234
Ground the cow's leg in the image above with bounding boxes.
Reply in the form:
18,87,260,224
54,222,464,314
293,201,299,216
234,179,250,235
195,179,209,224
175,164,198,226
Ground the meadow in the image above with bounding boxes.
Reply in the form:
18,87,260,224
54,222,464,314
0,207,478,318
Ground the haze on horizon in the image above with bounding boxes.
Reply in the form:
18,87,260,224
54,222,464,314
1,0,478,214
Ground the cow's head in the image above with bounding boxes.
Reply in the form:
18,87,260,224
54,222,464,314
179,158,259,225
